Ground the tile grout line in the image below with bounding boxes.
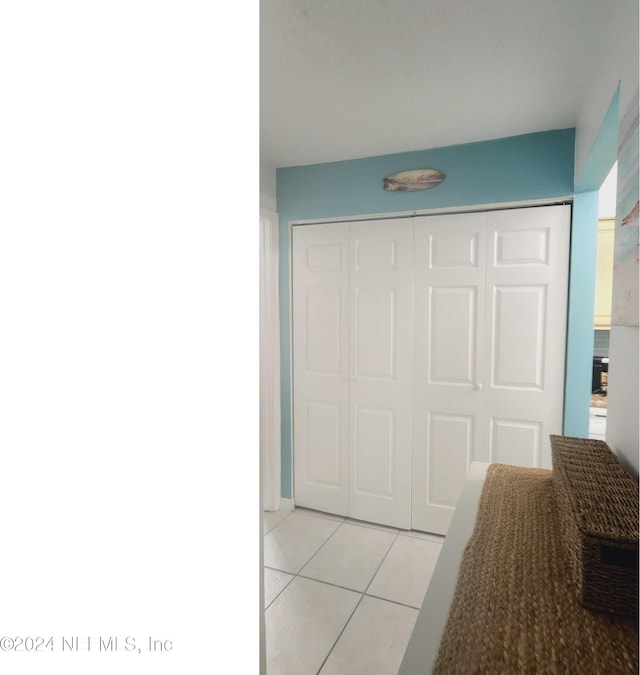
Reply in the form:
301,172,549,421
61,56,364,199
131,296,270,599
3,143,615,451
264,513,395,608
266,563,436,612
314,592,366,675
290,574,366,599
262,508,295,536
264,508,401,673
355,529,443,608
265,567,423,613
314,529,403,675
292,512,402,585
370,533,445,610
293,518,346,576
263,508,443,668
363,591,424,611
263,508,320,609
362,529,401,596
263,510,346,609
263,567,296,611
264,510,441,570
264,509,435,608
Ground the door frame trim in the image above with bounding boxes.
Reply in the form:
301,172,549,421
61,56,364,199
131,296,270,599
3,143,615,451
288,197,573,228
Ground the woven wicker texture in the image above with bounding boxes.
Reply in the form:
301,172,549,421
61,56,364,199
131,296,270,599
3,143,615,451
550,435,638,617
433,464,638,675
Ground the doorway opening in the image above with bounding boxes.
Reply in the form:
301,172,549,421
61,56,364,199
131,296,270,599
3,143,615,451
590,162,617,440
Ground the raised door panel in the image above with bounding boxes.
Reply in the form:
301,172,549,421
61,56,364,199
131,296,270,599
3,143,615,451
494,226,550,266
305,289,344,375
354,287,396,379
305,401,343,487
292,224,349,516
427,412,473,534
429,286,478,386
491,285,546,390
353,406,395,498
490,417,542,467
430,231,480,269
349,219,414,529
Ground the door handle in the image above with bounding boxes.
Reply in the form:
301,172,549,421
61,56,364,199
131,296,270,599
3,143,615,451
474,382,484,390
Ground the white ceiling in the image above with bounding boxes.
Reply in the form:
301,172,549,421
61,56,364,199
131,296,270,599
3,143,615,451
260,0,610,170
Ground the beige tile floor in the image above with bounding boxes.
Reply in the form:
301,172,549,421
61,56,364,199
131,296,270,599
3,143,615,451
263,507,443,675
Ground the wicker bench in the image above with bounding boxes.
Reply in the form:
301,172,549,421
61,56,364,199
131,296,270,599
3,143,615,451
399,439,639,674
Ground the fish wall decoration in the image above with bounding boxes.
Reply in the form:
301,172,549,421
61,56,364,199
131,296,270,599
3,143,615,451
383,168,445,192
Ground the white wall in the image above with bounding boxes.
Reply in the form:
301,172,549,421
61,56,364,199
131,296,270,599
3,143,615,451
599,163,617,219
574,0,639,184
260,161,277,212
607,326,639,474
259,160,276,675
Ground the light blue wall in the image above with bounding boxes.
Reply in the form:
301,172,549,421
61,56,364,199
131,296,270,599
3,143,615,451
277,130,575,220
276,129,578,498
562,86,621,437
563,190,599,437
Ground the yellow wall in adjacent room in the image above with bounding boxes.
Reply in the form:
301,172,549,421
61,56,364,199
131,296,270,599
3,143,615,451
594,218,615,329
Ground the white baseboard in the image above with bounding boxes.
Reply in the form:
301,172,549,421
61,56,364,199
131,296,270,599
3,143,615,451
280,498,295,511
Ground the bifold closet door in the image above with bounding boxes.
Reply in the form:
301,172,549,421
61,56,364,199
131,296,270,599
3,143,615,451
411,205,571,535
292,220,414,529
411,212,487,535
483,206,570,471
292,223,349,516
348,219,414,529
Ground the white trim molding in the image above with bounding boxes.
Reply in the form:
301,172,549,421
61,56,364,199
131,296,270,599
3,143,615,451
289,197,574,227
279,498,295,512
260,208,282,511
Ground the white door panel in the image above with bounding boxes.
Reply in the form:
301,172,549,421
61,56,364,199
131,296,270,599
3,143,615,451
485,206,570,470
304,400,343,487
293,219,414,528
490,417,542,466
412,212,487,534
429,285,478,385
491,284,547,389
349,219,413,529
304,288,344,375
412,205,570,534
354,287,397,378
292,224,349,516
427,412,473,508
353,405,396,496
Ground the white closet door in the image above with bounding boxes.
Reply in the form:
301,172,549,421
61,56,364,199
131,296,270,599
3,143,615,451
412,212,488,534
292,224,349,516
348,219,414,529
412,205,570,534
483,205,570,470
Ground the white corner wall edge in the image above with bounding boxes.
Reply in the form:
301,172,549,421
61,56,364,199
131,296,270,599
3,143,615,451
279,498,295,511
399,461,490,675
606,325,639,476
262,498,294,514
